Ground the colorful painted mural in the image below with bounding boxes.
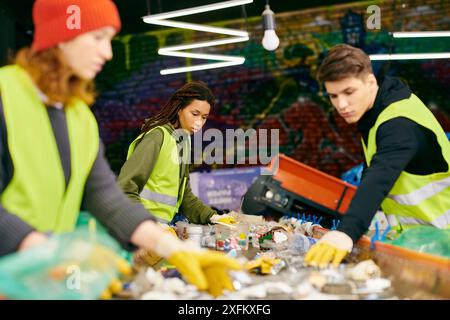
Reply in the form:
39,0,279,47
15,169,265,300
93,0,450,176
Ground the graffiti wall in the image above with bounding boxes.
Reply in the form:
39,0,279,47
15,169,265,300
93,0,450,176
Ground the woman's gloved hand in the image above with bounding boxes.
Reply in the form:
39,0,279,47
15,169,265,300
153,232,242,297
210,214,237,226
305,230,353,268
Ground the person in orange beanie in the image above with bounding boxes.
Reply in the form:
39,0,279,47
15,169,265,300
0,0,240,297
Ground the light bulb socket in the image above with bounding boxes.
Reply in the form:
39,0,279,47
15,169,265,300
262,4,276,30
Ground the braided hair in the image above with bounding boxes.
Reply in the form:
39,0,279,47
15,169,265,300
141,80,215,134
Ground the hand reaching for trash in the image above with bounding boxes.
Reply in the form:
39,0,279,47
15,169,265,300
153,232,242,296
305,230,353,267
210,214,237,226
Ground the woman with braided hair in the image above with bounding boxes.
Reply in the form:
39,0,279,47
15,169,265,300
118,81,235,226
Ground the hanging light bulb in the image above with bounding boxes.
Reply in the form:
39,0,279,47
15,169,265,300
261,4,279,51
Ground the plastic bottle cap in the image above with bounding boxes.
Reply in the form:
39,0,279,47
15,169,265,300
187,226,203,235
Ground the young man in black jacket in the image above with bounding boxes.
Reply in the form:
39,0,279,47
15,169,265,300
305,44,450,267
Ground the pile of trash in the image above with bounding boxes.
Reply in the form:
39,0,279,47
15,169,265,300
124,213,395,300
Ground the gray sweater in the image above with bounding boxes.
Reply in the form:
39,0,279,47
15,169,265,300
0,98,155,257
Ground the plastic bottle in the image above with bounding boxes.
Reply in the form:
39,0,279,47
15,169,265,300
238,233,248,250
186,226,203,246
290,233,318,253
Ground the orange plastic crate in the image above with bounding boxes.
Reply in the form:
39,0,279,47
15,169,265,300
268,154,357,214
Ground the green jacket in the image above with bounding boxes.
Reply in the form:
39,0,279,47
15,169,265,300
118,124,215,224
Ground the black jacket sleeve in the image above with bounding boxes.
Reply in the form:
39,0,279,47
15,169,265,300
337,117,421,242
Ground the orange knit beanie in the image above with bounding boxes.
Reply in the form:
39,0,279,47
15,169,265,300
32,0,121,51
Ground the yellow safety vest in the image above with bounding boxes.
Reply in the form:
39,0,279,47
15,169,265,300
127,125,188,222
362,94,450,231
0,65,99,232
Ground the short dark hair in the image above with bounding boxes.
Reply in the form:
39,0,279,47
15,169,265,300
317,44,373,83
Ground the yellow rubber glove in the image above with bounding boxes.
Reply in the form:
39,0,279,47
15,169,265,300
109,278,123,294
203,265,236,297
99,288,112,300
168,250,241,297
116,258,132,276
304,230,353,268
245,257,281,275
210,214,237,225
154,232,242,297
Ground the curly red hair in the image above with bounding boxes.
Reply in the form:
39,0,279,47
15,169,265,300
15,47,96,106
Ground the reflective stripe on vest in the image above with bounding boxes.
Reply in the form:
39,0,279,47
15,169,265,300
0,65,99,232
127,125,188,222
387,176,450,206
363,93,450,230
386,210,450,229
140,189,177,207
